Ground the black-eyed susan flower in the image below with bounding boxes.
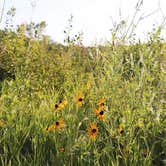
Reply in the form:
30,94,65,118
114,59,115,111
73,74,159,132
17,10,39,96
59,147,65,153
87,123,99,140
76,94,84,106
53,103,61,112
94,107,106,121
45,118,65,132
55,103,59,109
97,98,105,107
118,123,125,134
59,100,68,109
53,100,68,112
44,125,54,132
52,118,65,131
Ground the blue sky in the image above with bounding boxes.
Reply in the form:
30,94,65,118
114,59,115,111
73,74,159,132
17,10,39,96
1,0,166,45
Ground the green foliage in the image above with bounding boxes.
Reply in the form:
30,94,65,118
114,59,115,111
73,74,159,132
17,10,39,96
0,19,166,166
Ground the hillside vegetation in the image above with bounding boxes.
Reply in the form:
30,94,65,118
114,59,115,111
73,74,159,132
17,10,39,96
0,22,166,166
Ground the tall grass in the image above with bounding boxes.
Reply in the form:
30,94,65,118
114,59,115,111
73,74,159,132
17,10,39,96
0,8,166,166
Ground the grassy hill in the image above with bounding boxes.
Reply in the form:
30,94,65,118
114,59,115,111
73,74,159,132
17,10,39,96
0,25,166,165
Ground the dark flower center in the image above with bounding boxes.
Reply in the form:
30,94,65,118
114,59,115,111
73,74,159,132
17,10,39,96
99,110,104,115
55,104,59,109
56,122,59,125
92,128,97,133
120,129,124,134
78,98,83,102
100,103,105,106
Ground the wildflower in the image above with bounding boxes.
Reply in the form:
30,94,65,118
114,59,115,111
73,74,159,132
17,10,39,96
59,100,68,109
55,104,59,109
97,98,105,107
87,123,99,140
53,103,61,112
52,118,65,131
76,94,84,106
118,123,125,134
94,107,106,121
59,147,65,153
62,100,68,106
45,118,65,132
44,125,54,132
53,100,68,112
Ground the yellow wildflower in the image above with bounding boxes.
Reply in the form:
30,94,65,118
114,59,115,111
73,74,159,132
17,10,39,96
45,118,65,132
53,100,68,112
76,94,84,106
87,123,99,140
59,147,65,153
94,107,106,121
52,118,65,131
118,123,125,134
97,98,105,107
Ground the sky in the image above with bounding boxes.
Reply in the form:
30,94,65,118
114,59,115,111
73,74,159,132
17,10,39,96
0,0,166,45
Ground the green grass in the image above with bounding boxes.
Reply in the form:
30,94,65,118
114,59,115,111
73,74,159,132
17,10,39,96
0,26,166,166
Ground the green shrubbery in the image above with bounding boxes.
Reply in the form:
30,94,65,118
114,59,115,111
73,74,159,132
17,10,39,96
0,16,166,166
